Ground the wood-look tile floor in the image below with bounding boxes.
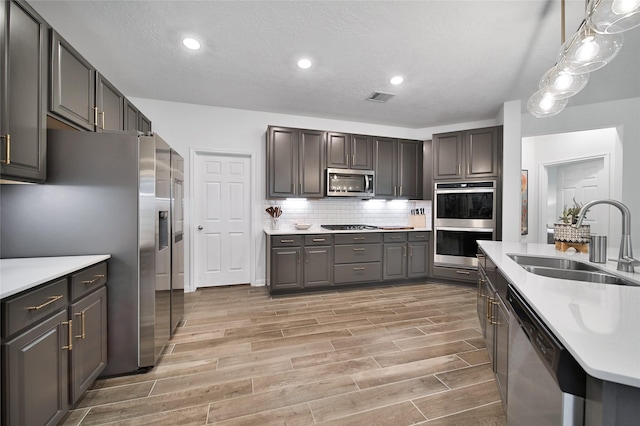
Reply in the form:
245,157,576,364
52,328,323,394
62,281,507,425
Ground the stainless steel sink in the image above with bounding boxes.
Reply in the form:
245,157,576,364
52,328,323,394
507,254,639,286
508,254,601,271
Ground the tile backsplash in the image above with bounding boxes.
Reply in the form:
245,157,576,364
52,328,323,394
263,199,432,231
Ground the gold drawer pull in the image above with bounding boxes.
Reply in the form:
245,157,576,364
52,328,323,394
62,320,73,350
353,267,366,271
312,238,326,242
27,295,63,311
353,237,365,241
93,107,99,126
414,235,425,239
75,311,86,339
353,248,366,251
456,270,471,275
82,274,105,285
280,239,295,243
390,236,402,239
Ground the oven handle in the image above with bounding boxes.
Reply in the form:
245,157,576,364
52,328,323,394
435,226,494,232
435,188,495,194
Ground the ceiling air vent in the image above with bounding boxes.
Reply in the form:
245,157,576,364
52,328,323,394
366,91,395,103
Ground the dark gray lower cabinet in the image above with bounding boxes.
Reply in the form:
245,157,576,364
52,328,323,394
1,261,108,425
304,246,332,287
3,310,69,426
70,286,108,404
271,247,303,290
477,249,508,410
383,232,430,280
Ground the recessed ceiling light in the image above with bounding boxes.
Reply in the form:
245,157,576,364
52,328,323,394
297,58,312,69
390,76,404,85
182,37,201,50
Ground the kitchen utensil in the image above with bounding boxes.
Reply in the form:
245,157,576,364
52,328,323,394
589,235,607,263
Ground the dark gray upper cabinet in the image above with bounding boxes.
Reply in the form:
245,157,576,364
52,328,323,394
326,132,373,170
139,112,152,133
50,30,96,131
96,72,124,132
374,137,423,199
373,137,397,198
433,126,501,180
267,126,325,198
124,98,139,131
50,30,149,134
466,126,500,178
0,0,48,183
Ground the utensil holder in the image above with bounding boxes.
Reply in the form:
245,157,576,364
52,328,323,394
589,235,607,263
271,217,280,230
408,215,426,228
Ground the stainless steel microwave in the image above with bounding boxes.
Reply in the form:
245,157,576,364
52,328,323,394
326,168,375,197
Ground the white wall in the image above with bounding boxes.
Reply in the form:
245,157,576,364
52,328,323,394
521,128,622,246
497,100,522,242
522,97,640,249
129,97,496,291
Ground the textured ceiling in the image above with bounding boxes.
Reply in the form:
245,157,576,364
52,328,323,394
29,0,640,128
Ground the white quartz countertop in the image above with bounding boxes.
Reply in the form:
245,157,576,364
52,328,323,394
478,241,640,388
264,226,431,235
0,255,111,299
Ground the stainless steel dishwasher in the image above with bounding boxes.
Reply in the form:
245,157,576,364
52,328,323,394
506,286,586,425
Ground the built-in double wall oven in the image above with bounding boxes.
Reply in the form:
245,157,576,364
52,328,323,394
434,181,496,269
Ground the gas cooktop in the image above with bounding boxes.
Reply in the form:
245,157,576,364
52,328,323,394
321,224,379,230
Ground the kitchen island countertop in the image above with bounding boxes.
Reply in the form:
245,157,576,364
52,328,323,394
0,255,111,299
479,241,640,388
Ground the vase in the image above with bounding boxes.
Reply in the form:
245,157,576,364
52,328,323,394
553,223,590,244
271,217,279,230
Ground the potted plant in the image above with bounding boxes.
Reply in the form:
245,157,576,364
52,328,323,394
554,198,590,249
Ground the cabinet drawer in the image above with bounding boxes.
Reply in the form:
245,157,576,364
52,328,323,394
334,263,382,284
2,278,69,338
334,233,382,245
334,244,382,264
71,262,107,300
271,235,302,247
432,266,477,283
304,235,332,246
408,231,430,242
383,232,407,243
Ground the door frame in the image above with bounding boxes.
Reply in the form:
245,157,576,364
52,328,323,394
189,148,255,291
537,153,611,244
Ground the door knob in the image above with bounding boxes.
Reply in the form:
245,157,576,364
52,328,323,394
197,225,203,230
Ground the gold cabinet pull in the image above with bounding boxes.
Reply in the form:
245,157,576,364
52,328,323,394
353,237,365,241
93,107,98,126
1,134,10,164
490,301,501,325
82,274,105,285
457,164,461,176
402,246,407,257
312,238,326,242
477,278,486,297
409,246,413,257
62,320,73,350
100,111,105,129
467,164,471,175
353,267,365,271
305,250,309,263
280,239,295,243
456,270,471,275
27,295,63,311
353,248,366,251
75,311,86,339
486,297,493,321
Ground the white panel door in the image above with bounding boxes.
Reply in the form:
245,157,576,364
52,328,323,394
556,157,609,236
194,153,251,287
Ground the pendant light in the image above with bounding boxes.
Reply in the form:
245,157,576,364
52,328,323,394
559,21,624,74
587,0,640,34
527,88,569,118
538,62,590,99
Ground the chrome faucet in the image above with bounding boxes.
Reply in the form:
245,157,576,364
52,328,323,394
575,199,640,272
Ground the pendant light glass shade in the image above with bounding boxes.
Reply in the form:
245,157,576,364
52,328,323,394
538,63,590,99
527,89,568,118
559,23,624,74
587,0,640,34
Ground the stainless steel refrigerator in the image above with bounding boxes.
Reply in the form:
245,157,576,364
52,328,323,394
0,130,184,376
